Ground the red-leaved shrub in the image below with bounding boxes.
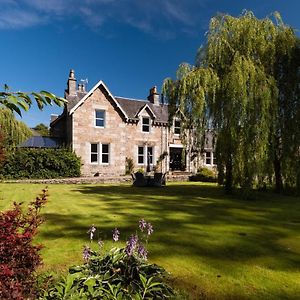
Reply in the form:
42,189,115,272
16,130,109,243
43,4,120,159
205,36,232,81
0,188,48,299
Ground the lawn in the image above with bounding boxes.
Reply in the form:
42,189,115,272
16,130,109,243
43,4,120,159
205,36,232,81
0,182,299,299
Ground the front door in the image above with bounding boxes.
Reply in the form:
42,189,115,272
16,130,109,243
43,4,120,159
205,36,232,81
169,147,185,171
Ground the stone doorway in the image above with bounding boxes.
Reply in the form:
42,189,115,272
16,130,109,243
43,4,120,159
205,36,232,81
169,147,186,171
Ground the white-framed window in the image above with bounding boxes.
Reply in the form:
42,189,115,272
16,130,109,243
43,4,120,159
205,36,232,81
142,117,150,132
205,151,211,165
137,145,154,165
174,119,181,135
91,143,99,163
138,146,144,164
95,110,105,127
90,143,110,164
147,147,153,164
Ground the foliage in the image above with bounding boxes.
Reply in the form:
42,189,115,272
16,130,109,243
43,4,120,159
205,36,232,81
0,85,66,117
42,220,174,300
154,151,168,172
125,157,134,175
163,10,300,194
33,123,50,136
189,167,217,182
0,109,32,149
0,131,5,166
0,148,81,179
0,182,299,299
0,188,48,300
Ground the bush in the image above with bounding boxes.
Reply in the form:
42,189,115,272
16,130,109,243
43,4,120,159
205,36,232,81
0,189,48,299
42,220,174,299
125,157,134,175
189,167,217,182
0,148,81,179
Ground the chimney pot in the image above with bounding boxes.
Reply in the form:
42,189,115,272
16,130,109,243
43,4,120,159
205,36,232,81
147,86,160,105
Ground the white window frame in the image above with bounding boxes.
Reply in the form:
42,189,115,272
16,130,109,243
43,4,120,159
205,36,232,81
95,110,105,128
204,151,215,166
90,142,110,164
142,117,150,133
137,145,154,166
174,119,181,135
138,146,144,164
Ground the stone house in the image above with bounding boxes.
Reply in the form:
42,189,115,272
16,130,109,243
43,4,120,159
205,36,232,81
50,70,216,176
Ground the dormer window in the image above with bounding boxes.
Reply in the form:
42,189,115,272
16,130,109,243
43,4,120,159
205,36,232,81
95,110,105,127
142,117,150,132
174,119,181,135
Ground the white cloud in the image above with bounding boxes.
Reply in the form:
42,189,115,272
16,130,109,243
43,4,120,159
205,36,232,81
0,0,209,38
0,9,43,29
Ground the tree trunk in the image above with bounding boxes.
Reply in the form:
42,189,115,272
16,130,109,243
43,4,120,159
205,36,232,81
225,158,233,194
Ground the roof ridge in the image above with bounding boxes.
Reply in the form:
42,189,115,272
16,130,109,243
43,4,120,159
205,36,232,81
115,96,148,102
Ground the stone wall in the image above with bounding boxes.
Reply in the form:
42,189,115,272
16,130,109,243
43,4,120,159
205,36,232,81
71,86,168,177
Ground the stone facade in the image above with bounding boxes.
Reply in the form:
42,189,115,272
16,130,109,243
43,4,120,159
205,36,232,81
50,70,215,176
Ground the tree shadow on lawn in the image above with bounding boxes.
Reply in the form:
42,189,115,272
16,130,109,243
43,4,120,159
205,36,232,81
41,183,300,273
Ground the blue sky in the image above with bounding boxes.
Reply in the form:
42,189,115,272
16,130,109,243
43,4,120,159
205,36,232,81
1,0,300,127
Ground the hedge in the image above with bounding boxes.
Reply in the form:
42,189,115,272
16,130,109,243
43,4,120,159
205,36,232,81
0,148,81,179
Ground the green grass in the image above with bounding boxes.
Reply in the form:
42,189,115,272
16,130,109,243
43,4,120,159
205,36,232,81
0,182,300,299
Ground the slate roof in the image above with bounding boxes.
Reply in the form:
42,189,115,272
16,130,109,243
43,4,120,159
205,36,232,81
115,97,169,124
19,136,63,148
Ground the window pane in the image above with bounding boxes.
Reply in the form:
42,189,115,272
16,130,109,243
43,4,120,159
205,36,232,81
206,152,211,157
91,154,98,163
138,146,144,164
143,117,149,124
96,119,104,127
142,125,149,132
142,117,150,132
95,110,105,127
147,147,153,164
96,111,104,119
91,143,98,153
102,154,109,163
138,147,144,155
102,144,109,153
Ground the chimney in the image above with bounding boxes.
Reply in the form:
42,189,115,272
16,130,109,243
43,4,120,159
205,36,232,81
78,83,86,93
66,69,77,96
147,86,160,105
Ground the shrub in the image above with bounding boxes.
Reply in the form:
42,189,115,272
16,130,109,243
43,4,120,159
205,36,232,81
0,148,81,179
0,189,48,299
43,220,174,299
189,167,217,182
125,157,134,175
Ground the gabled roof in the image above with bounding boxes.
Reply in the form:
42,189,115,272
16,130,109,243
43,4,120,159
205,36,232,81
69,80,129,120
135,103,157,119
115,97,168,124
19,136,63,148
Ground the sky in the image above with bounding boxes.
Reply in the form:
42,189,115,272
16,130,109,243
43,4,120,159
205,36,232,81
1,0,300,128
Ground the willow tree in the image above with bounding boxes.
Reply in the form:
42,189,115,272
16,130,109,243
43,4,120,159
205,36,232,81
0,109,32,149
163,11,300,193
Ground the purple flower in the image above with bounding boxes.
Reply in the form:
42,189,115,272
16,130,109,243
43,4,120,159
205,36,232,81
139,219,147,232
125,234,138,256
137,244,148,260
87,225,96,241
112,228,120,242
147,223,153,236
83,245,91,261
